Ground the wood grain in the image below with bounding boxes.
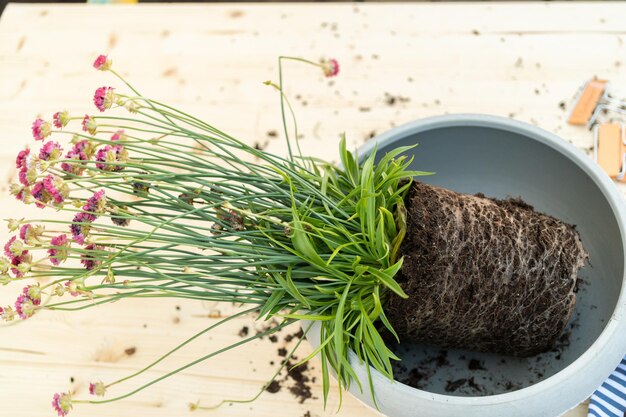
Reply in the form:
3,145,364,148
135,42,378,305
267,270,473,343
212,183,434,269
2,2,624,416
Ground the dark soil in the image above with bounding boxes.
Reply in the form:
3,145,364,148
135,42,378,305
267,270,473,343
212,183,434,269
468,359,486,371
386,181,588,357
265,380,281,393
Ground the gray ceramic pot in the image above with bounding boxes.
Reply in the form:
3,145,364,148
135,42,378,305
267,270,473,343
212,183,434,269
305,114,626,417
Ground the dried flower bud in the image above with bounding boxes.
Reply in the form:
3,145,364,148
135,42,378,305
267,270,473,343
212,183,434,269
1,306,15,321
93,87,116,112
32,118,51,141
53,111,70,128
81,115,97,135
54,284,65,297
93,54,112,71
321,58,340,77
89,381,106,396
51,392,72,416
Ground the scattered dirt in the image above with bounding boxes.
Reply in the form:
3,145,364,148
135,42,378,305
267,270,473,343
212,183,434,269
384,92,410,106
265,380,281,393
468,359,486,371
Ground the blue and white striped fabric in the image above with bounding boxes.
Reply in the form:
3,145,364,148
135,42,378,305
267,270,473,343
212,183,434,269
588,356,626,417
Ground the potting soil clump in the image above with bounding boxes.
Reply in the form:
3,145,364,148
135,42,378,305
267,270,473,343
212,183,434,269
385,181,588,357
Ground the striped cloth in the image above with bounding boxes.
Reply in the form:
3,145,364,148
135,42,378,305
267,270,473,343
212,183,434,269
588,356,626,417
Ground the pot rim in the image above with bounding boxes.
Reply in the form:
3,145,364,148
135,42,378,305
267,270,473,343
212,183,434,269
326,113,626,407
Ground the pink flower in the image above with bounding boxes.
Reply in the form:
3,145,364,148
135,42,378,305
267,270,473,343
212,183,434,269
321,58,340,77
39,141,63,161
19,224,31,242
32,119,52,140
4,236,24,258
17,169,29,186
30,181,46,208
0,306,15,322
81,115,97,135
9,251,31,278
32,118,51,141
32,175,68,207
14,294,36,319
61,140,95,175
93,54,112,71
70,211,97,244
95,144,127,171
64,280,80,297
15,147,30,169
93,86,115,112
81,243,103,270
111,129,125,141
48,234,69,266
23,285,41,305
83,190,107,213
52,392,72,416
42,175,67,204
52,111,70,129
89,381,106,396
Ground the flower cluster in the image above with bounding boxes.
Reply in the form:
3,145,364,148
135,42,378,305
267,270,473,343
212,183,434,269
48,234,69,266
95,143,128,171
81,115,97,135
52,392,72,417
93,86,116,112
15,284,41,320
321,58,340,77
89,381,106,396
61,139,96,175
70,190,106,244
32,118,51,141
3,235,32,278
53,111,70,129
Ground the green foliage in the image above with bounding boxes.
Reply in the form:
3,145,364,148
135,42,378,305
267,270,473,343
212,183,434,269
8,57,429,409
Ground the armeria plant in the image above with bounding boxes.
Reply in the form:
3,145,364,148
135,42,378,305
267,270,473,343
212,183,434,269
1,55,425,416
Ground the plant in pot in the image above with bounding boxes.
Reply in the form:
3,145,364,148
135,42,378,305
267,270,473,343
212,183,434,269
1,56,624,417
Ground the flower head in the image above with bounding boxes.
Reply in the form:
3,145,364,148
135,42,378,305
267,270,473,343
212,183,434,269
83,190,107,214
4,236,24,258
70,211,97,245
111,129,126,141
81,243,103,270
39,141,63,162
9,251,31,278
11,184,31,204
93,87,116,112
61,139,95,175
32,118,52,141
95,144,128,171
53,111,70,129
48,234,69,265
1,306,15,321
64,280,83,297
93,54,112,71
20,224,44,245
89,381,106,396
52,392,72,417
16,147,31,169
81,115,97,135
32,175,69,207
321,58,340,77
23,284,42,305
15,294,36,319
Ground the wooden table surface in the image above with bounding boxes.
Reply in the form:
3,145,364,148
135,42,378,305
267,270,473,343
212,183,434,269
2,2,626,416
